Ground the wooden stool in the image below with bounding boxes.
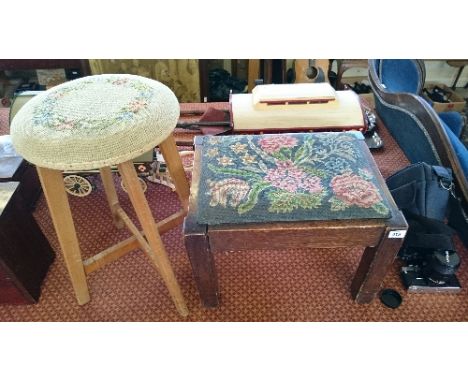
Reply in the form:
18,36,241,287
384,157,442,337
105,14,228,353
184,133,407,308
10,74,190,316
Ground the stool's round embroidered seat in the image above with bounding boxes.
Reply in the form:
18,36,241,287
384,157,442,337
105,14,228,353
11,74,179,170
10,74,190,316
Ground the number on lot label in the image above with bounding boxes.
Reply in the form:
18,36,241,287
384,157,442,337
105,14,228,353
388,230,407,239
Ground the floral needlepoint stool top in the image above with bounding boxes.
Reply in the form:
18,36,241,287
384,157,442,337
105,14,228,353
10,74,179,171
197,132,391,224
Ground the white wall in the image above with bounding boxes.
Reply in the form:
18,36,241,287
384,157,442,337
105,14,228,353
424,60,468,86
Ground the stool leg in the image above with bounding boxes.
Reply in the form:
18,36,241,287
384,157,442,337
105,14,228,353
36,166,90,305
159,134,190,211
118,160,189,317
99,166,124,229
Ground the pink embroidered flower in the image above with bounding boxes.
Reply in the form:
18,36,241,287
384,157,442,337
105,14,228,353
258,135,298,154
129,99,148,112
207,178,250,207
302,176,324,194
55,121,75,130
331,174,382,208
264,160,323,194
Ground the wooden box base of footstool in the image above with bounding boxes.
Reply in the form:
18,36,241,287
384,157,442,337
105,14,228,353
183,136,408,308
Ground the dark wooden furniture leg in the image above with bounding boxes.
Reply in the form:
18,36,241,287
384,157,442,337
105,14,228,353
350,140,408,303
198,59,209,102
184,222,219,308
351,225,406,303
183,135,219,307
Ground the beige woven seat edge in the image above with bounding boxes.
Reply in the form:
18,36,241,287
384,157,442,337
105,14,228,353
10,74,190,316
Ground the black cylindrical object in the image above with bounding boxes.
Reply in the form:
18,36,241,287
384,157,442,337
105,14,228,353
423,250,461,284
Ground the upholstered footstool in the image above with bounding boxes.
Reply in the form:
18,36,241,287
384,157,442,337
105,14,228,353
184,132,408,307
11,74,190,316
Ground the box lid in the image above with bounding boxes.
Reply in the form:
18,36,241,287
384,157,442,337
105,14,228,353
252,83,336,106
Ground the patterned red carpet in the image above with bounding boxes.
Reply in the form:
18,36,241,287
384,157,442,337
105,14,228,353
0,105,467,321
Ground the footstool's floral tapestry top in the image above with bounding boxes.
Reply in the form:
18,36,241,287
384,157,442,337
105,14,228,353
197,132,391,225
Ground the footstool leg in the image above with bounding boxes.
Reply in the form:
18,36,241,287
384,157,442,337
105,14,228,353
184,232,219,308
118,160,189,317
350,226,405,303
99,166,124,229
36,166,90,305
159,135,190,211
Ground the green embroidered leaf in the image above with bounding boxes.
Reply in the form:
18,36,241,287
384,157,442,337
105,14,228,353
295,137,318,164
280,147,292,159
242,165,265,174
302,167,327,178
267,190,324,214
371,202,390,216
237,181,271,214
258,160,268,173
207,164,262,179
267,190,296,213
304,135,315,148
293,144,308,163
294,192,324,210
329,196,349,211
270,150,289,162
358,168,374,181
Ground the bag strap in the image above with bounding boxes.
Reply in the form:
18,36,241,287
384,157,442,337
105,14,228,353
432,165,451,181
432,165,454,192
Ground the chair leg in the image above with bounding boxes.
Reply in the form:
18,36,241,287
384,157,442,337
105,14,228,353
99,166,124,229
36,166,90,305
118,160,189,317
159,134,190,211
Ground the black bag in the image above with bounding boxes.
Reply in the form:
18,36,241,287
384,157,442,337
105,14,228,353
386,162,461,288
386,162,453,221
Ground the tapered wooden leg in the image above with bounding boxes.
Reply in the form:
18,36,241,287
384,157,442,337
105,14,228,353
159,134,190,211
118,160,189,317
184,230,219,307
99,166,124,229
351,226,405,303
182,135,218,307
36,166,90,305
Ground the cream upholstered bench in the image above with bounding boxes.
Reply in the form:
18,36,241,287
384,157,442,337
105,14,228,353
10,74,190,316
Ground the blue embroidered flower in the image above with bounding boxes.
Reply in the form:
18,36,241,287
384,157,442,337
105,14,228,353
324,157,351,173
